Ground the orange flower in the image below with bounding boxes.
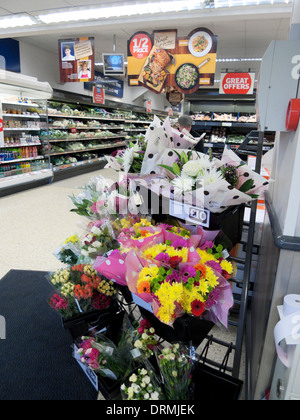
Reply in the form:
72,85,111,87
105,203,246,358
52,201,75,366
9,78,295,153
141,230,149,237
137,280,151,294
81,274,91,284
194,263,207,278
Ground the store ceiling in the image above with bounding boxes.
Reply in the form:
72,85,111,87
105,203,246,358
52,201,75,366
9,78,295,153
0,1,294,88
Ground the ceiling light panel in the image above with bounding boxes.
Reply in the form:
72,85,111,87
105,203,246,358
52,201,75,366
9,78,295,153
37,1,205,24
0,14,37,28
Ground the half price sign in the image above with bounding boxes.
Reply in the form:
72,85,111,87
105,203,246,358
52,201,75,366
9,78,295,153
219,72,255,95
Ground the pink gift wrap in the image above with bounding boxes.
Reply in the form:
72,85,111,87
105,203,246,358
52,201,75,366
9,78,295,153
93,249,127,286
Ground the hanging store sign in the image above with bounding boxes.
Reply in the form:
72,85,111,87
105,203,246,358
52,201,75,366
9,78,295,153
93,86,105,105
127,28,218,95
84,71,124,98
59,37,95,83
219,72,255,95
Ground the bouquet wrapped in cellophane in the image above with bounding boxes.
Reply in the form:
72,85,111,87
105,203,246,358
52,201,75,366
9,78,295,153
93,221,234,329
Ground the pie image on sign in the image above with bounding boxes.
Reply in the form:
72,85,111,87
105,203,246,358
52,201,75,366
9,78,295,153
138,46,173,92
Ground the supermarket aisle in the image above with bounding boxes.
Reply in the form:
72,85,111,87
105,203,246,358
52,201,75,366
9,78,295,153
0,169,116,280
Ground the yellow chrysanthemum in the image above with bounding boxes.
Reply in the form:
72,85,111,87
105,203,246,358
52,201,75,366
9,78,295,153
134,219,152,228
220,259,234,275
142,244,188,263
155,282,184,324
197,249,218,264
182,287,205,313
121,218,131,229
137,265,160,285
64,234,79,244
205,266,219,289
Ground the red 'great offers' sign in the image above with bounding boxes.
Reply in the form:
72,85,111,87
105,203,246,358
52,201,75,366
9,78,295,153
219,72,255,95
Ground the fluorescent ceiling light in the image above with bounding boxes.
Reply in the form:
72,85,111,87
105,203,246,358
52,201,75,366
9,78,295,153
38,1,205,24
0,14,37,28
216,57,262,62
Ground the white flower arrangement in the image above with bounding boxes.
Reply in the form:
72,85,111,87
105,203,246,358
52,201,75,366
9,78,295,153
121,367,163,400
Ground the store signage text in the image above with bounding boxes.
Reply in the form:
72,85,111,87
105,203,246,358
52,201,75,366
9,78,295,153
292,55,300,80
219,72,255,95
130,33,152,59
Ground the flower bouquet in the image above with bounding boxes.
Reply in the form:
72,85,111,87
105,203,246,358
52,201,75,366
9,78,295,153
79,222,119,263
69,175,113,219
48,264,117,322
105,136,147,173
121,364,164,400
76,333,134,381
133,318,158,358
53,234,81,265
155,343,194,400
122,232,234,332
147,146,269,214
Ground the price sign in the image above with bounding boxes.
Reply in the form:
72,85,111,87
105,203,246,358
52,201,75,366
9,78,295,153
129,33,152,59
169,200,210,228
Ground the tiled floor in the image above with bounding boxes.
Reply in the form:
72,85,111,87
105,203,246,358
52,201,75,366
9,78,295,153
0,168,246,399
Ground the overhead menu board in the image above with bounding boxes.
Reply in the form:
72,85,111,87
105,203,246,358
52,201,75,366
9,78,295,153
127,28,218,95
59,37,95,83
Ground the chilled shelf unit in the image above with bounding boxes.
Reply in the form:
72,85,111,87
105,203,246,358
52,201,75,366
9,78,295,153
0,100,53,194
39,100,159,179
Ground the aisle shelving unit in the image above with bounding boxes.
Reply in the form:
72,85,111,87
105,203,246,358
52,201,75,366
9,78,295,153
0,100,53,195
39,99,165,181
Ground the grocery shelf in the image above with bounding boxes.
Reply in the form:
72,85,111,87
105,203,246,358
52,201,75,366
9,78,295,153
49,142,126,156
0,156,45,164
46,136,126,143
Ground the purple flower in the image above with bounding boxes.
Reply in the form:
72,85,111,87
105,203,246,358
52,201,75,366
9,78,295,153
205,288,221,309
206,260,222,274
159,223,174,230
180,265,197,283
200,241,214,250
155,253,171,265
172,237,187,249
166,271,181,284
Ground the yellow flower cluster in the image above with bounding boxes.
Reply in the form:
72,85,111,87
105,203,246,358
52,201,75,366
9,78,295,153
64,234,79,244
142,244,188,262
61,281,75,297
197,249,218,264
83,265,98,277
169,226,190,238
121,218,131,229
220,259,234,275
51,269,70,286
97,279,117,296
134,219,152,228
155,282,184,325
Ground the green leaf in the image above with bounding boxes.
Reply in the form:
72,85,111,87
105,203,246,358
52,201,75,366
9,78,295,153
181,151,188,165
172,162,181,176
239,179,255,193
158,164,176,175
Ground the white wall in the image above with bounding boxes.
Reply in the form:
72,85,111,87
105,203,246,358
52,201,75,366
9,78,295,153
19,40,170,112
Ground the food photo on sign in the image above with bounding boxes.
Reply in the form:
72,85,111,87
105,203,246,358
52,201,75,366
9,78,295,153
127,28,218,95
